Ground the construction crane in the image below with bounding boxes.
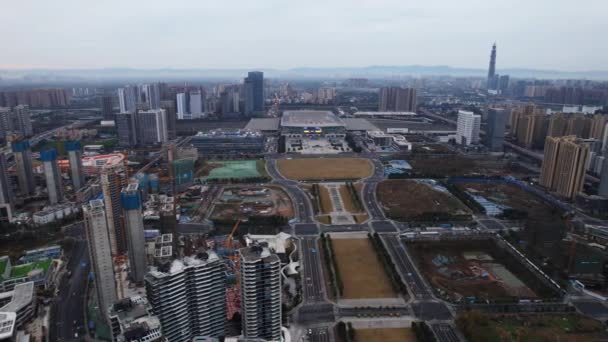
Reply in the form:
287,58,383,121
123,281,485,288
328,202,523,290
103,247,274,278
226,219,241,253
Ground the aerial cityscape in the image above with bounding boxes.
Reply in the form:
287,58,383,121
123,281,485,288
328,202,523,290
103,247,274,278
2,1,608,342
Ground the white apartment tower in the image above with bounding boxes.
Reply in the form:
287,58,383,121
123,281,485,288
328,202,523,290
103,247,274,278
240,246,282,342
456,110,481,145
83,199,118,315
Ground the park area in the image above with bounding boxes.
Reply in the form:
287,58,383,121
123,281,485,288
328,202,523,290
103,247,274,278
354,328,415,342
407,239,558,302
331,237,396,299
377,179,471,221
457,311,608,342
277,157,373,181
200,160,268,181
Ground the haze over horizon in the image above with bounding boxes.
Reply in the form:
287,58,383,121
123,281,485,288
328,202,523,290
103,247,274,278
2,0,606,72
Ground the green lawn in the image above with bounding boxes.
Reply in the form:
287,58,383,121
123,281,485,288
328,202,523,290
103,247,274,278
10,259,52,278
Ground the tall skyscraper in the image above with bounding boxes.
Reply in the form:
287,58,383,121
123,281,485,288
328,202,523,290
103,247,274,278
12,105,33,137
485,108,506,151
118,86,138,113
145,253,226,342
137,109,168,145
144,83,161,110
487,43,497,90
83,199,118,315
456,110,481,145
378,87,417,112
160,100,177,139
240,246,281,341
0,154,15,221
40,149,63,205
101,164,127,255
65,140,85,190
100,95,114,120
176,93,189,120
539,135,590,199
244,71,264,115
120,183,147,284
116,112,138,147
11,140,35,196
189,91,203,118
547,113,568,137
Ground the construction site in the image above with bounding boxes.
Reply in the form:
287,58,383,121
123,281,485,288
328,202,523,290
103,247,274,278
209,186,294,222
406,237,562,303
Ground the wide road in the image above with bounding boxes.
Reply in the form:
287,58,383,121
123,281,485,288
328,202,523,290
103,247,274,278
380,234,433,300
300,237,326,302
50,223,89,342
306,326,331,342
266,159,315,223
432,323,462,342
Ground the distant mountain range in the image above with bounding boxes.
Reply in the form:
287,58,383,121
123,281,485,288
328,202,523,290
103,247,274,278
1,65,607,82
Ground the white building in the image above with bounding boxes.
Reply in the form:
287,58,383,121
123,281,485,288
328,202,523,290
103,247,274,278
240,246,281,342
118,86,138,113
145,252,226,342
138,109,168,145
456,110,481,145
176,93,189,120
83,199,117,315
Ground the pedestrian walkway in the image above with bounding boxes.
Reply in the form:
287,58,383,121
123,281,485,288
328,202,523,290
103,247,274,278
323,183,355,225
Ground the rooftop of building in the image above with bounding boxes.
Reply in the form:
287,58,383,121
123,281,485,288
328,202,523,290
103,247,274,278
0,312,16,340
281,110,345,128
342,118,379,131
147,251,220,278
239,245,279,263
244,118,281,131
354,111,417,116
109,296,161,341
0,282,34,313
193,129,263,138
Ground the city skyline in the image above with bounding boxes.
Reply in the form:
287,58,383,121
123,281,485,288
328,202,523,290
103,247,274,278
1,0,607,71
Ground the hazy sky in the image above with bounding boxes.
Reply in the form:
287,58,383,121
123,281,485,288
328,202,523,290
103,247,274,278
1,0,606,70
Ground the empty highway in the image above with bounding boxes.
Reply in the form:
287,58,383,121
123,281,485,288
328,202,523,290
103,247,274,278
300,237,326,302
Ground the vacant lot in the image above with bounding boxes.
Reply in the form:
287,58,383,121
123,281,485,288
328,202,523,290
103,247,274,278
457,311,608,342
408,155,512,178
331,238,396,299
377,180,471,221
355,328,415,342
277,158,373,180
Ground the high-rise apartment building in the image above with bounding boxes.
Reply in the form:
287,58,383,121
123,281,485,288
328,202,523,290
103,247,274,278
240,246,281,341
12,105,33,137
101,164,127,255
0,154,15,221
547,113,568,137
116,112,138,147
137,109,168,145
83,199,118,315
589,114,608,140
487,43,497,90
456,110,481,145
485,108,506,151
65,140,85,190
145,253,226,342
144,83,161,110
539,136,590,199
120,183,147,284
510,105,547,148
160,100,177,139
566,113,591,138
176,93,189,120
599,158,608,198
378,87,417,112
100,95,114,120
40,149,63,205
11,140,35,196
317,87,336,104
189,91,203,118
118,86,138,113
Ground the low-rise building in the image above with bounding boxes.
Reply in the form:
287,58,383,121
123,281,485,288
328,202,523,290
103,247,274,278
0,282,35,330
108,296,165,342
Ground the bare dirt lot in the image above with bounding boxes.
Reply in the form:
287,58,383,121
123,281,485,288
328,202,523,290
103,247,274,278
407,155,522,178
277,158,373,180
355,328,415,342
331,238,396,299
408,240,558,302
210,185,293,221
377,180,471,221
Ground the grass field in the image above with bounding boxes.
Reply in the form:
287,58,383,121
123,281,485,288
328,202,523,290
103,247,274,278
339,185,358,213
331,238,396,299
377,180,471,221
355,328,415,342
318,185,333,214
202,160,266,180
277,158,373,180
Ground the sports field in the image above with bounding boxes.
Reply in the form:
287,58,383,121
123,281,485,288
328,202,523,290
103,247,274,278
277,158,373,180
355,328,415,342
202,160,265,180
331,238,396,299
